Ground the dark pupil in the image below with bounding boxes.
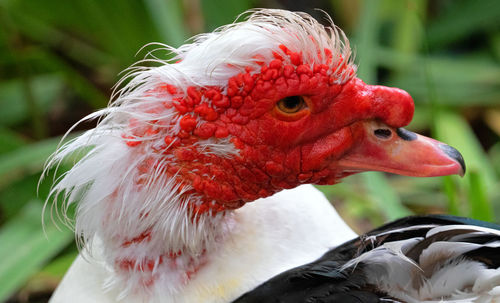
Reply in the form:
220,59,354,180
283,96,302,109
374,128,392,139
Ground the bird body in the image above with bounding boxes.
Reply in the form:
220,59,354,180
50,185,356,302
45,8,481,303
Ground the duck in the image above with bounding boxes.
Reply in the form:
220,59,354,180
44,8,499,303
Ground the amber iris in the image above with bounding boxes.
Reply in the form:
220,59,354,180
276,96,307,114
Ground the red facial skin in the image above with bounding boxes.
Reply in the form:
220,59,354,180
124,47,464,216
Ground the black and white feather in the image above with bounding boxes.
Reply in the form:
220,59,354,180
234,215,500,303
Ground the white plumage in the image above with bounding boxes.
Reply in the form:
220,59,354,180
50,185,356,302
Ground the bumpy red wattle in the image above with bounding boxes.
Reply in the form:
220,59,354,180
325,78,414,129
122,45,414,217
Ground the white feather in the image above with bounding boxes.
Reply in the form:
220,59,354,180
44,8,357,302
426,225,500,238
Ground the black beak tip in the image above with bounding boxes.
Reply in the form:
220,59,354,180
439,144,466,176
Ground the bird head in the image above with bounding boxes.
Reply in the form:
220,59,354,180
115,10,463,212
47,9,464,243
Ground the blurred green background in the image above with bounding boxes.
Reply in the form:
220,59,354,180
1,0,499,301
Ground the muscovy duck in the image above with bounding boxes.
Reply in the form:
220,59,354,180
44,8,497,303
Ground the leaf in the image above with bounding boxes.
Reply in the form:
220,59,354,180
0,74,63,127
317,181,385,231
489,142,500,178
2,3,114,67
376,47,500,106
443,176,460,216
0,201,73,301
144,0,187,46
0,127,26,155
7,0,154,62
389,0,426,75
0,136,67,189
3,1,162,109
434,111,497,190
467,171,493,221
426,0,500,49
40,250,78,278
201,0,253,31
0,174,43,220
362,172,412,220
353,0,380,84
434,110,496,221
484,109,500,137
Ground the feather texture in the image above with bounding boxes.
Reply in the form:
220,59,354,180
234,216,500,303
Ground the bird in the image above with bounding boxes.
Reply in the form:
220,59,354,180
43,8,499,303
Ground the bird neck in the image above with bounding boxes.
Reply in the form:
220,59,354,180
95,189,236,298
79,185,356,302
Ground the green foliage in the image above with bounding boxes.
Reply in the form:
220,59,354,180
0,0,499,301
0,201,73,300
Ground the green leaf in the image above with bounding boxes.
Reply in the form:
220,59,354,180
0,127,26,155
0,174,42,220
316,181,385,230
0,201,73,301
0,74,63,127
362,172,412,220
434,110,496,221
443,176,460,216
389,0,426,74
434,111,497,190
0,136,65,189
2,4,114,68
427,0,500,49
354,0,380,84
489,142,500,178
40,250,78,278
201,0,253,31
376,48,500,106
467,171,493,221
144,0,187,46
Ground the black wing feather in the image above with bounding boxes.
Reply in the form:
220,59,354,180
232,215,500,303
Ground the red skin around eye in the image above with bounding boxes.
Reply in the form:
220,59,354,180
122,45,414,217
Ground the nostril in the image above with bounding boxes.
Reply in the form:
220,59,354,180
374,128,392,139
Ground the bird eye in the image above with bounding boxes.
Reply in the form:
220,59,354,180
374,128,392,139
276,96,307,114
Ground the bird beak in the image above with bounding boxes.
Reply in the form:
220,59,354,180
337,120,466,177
